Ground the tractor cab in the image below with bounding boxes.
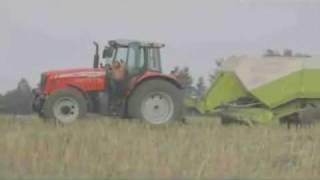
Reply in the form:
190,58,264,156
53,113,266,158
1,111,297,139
98,40,164,79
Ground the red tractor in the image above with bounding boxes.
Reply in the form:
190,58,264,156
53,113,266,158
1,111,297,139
32,39,184,124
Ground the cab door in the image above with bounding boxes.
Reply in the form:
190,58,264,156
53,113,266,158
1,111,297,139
126,42,146,77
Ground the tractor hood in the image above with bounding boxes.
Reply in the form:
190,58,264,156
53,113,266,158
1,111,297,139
44,68,105,79
37,67,106,95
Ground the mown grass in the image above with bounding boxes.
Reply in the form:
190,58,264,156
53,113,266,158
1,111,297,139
0,114,320,179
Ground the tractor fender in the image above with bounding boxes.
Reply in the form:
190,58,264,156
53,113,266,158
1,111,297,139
65,84,90,99
40,84,92,114
127,75,183,97
64,84,93,110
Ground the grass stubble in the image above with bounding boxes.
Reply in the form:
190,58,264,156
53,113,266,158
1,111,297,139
0,114,319,179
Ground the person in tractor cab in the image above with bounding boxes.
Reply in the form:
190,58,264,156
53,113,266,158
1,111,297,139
108,59,128,115
111,60,126,81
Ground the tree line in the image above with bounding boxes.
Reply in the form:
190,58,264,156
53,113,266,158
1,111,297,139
170,66,208,99
263,49,311,58
0,78,33,114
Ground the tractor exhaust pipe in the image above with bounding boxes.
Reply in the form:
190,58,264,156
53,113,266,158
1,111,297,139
93,41,99,68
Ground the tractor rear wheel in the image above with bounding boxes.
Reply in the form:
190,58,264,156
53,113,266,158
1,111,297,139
42,88,87,124
128,79,183,124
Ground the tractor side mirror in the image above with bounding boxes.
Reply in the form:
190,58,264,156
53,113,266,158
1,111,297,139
102,46,114,58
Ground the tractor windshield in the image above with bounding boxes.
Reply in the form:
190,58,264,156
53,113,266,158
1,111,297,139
110,43,162,76
115,48,127,62
111,44,145,76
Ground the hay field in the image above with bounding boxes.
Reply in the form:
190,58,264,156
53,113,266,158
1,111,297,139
0,114,319,179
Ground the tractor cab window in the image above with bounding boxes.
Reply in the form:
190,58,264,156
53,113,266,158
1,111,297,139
112,45,145,76
147,48,161,72
126,43,145,76
114,48,127,62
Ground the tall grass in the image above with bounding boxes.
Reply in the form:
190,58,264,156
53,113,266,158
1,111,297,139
0,114,319,179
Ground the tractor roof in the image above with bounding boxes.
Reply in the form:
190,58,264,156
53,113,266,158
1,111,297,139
109,39,165,48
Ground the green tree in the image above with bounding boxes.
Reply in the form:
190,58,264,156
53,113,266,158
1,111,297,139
0,94,4,112
176,66,193,88
208,58,224,83
263,49,311,58
283,49,293,57
196,76,206,98
263,49,281,57
170,66,179,76
208,71,218,83
294,53,312,58
2,78,33,114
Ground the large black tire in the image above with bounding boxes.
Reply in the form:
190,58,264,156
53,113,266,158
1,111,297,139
127,79,184,124
42,87,87,124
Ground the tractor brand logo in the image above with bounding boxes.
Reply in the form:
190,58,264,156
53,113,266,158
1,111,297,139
53,71,105,79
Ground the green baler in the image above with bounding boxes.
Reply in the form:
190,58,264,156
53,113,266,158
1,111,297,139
187,56,320,125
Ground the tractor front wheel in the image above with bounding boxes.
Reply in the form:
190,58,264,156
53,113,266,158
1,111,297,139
128,79,183,124
42,88,87,124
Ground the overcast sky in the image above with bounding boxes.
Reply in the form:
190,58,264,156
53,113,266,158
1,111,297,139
1,0,320,93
